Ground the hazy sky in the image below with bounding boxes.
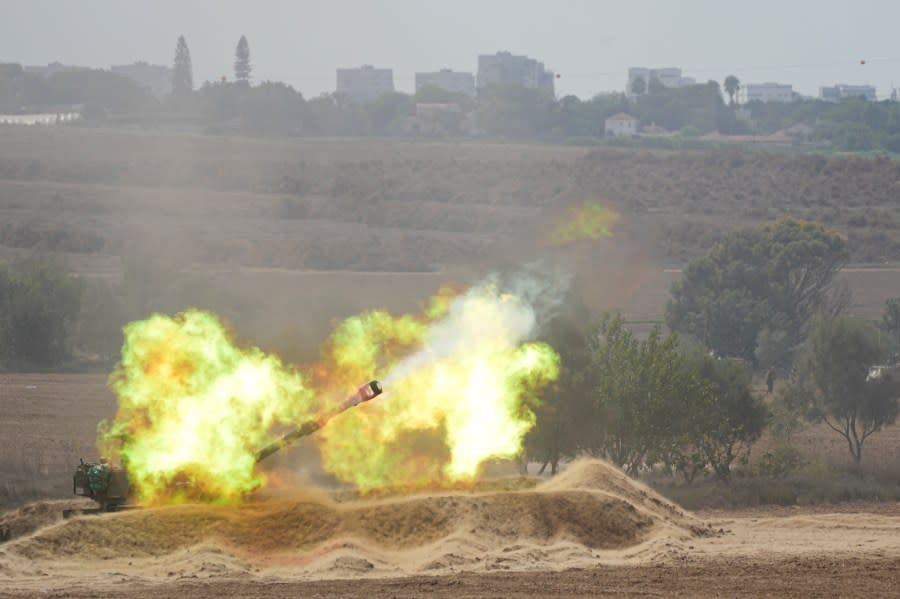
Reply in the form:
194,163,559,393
2,0,899,99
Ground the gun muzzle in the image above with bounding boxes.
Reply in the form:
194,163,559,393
337,380,383,411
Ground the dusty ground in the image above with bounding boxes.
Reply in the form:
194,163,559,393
0,464,897,598
1,558,895,599
2,376,900,597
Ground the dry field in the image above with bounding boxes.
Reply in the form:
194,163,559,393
2,130,900,596
1,128,898,339
2,374,900,597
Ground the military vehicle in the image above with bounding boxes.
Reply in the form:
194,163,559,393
66,380,383,517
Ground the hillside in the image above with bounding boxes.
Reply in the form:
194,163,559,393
1,130,898,274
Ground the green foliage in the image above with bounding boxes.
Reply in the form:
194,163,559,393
74,279,124,363
754,444,804,478
882,297,900,356
234,35,251,85
525,294,593,474
240,82,306,136
476,83,558,138
366,92,415,135
787,317,900,466
724,75,740,106
0,64,153,115
667,218,849,363
0,259,82,369
755,326,793,370
743,97,900,152
690,353,768,480
633,80,734,134
558,93,630,138
172,35,193,99
587,314,708,476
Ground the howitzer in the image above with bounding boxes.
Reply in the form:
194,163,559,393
67,380,383,517
255,380,383,463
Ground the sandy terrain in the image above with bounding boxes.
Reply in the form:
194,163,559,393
0,461,898,598
1,375,899,597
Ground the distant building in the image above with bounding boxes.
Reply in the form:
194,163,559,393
820,84,877,102
336,65,394,103
739,83,794,104
0,112,81,125
627,67,695,96
477,52,554,94
24,62,88,77
605,113,639,137
415,69,476,98
111,62,173,97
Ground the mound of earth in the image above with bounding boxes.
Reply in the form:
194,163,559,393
0,499,96,543
0,459,706,581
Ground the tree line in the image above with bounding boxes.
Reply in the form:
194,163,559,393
526,218,900,478
4,37,900,151
1,219,898,478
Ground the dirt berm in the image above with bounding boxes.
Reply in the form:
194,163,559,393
0,460,709,581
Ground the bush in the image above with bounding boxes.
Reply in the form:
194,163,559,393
0,259,82,369
754,444,805,478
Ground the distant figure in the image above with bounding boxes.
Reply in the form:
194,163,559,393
766,367,776,394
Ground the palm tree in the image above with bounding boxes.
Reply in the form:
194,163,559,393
724,75,740,106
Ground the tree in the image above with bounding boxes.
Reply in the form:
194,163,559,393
588,314,709,476
667,219,849,363
239,81,305,136
724,75,740,106
630,77,646,96
365,91,415,135
476,83,558,138
0,259,82,369
882,298,900,358
172,35,193,99
42,69,152,114
688,351,768,480
234,35,251,85
632,80,732,134
787,317,900,467
525,303,593,475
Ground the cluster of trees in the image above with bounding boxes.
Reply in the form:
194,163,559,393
0,257,253,371
528,309,767,481
743,97,900,152
5,35,900,151
0,259,128,370
666,219,850,365
0,63,151,115
528,218,900,478
0,260,82,369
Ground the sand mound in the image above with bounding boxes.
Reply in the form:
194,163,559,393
0,499,96,543
0,459,705,580
541,459,701,529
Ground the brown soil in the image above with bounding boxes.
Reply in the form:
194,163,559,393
3,460,898,598
2,558,895,599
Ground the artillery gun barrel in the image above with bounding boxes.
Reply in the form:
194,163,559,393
254,380,383,464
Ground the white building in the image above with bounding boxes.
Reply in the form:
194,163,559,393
605,113,639,137
820,84,877,102
111,62,173,97
477,52,555,94
336,65,394,103
739,83,794,104
415,69,476,98
627,67,695,96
